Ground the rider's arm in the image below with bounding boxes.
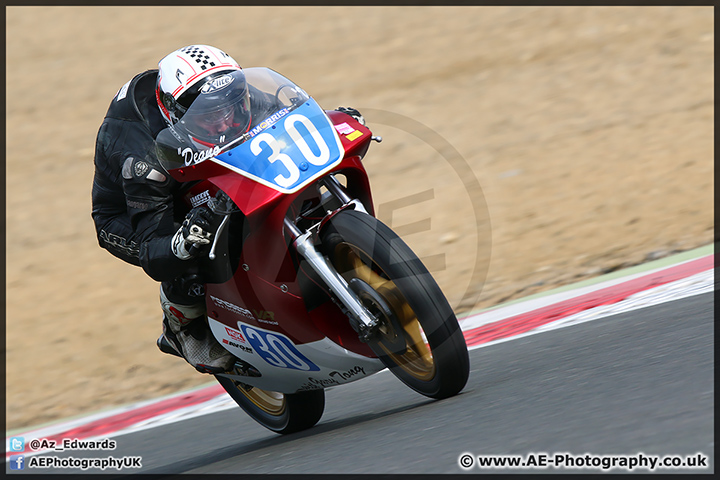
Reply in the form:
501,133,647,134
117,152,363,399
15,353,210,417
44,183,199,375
119,153,194,282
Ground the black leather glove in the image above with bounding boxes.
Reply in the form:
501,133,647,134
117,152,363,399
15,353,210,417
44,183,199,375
171,206,215,260
336,106,365,126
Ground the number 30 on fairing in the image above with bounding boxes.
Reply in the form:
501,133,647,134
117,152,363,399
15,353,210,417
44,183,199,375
240,325,320,372
249,113,334,189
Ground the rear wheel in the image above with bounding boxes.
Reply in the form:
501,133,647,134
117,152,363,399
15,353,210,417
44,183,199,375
320,209,469,399
216,367,325,434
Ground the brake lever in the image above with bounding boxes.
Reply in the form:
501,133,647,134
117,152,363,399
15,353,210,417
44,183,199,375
208,214,230,261
206,191,238,260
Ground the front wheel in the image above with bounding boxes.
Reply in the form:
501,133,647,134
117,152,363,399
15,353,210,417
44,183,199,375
216,369,325,434
320,209,469,399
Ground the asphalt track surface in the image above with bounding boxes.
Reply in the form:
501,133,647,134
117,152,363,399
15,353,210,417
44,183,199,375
19,291,713,475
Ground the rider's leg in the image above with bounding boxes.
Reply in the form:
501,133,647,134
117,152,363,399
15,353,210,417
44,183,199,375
159,278,235,374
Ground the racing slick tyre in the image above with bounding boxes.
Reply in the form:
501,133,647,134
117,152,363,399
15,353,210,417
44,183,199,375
320,209,470,399
216,370,325,434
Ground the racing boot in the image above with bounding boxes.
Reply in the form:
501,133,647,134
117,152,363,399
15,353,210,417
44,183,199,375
158,287,235,374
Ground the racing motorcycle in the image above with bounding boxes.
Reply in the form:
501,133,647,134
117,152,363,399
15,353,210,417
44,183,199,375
155,67,469,434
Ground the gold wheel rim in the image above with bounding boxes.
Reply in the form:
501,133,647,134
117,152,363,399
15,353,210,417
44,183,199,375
333,243,436,381
235,378,286,415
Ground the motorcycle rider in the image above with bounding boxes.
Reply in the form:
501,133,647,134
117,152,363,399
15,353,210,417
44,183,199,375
92,44,364,374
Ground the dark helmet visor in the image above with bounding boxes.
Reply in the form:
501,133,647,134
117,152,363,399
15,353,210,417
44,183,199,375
177,70,251,145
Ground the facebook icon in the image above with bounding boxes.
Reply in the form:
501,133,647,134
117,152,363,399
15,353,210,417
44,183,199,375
9,455,25,470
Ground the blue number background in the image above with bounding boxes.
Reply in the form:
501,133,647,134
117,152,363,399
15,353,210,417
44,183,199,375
241,325,320,371
213,100,342,193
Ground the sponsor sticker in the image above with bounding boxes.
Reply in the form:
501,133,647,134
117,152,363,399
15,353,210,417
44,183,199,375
200,74,234,94
189,190,211,208
334,122,355,135
334,122,363,141
209,295,254,319
224,326,246,343
247,108,290,138
346,130,363,141
222,338,253,353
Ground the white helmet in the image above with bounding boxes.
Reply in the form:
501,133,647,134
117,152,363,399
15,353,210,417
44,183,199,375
155,45,242,125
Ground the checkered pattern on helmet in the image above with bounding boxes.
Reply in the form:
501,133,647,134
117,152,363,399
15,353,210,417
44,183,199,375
180,46,217,71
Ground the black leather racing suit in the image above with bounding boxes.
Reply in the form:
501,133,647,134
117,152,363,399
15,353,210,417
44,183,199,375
91,69,200,303
92,69,286,304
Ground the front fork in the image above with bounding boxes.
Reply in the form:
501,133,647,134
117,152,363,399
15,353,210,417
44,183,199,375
284,175,379,339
